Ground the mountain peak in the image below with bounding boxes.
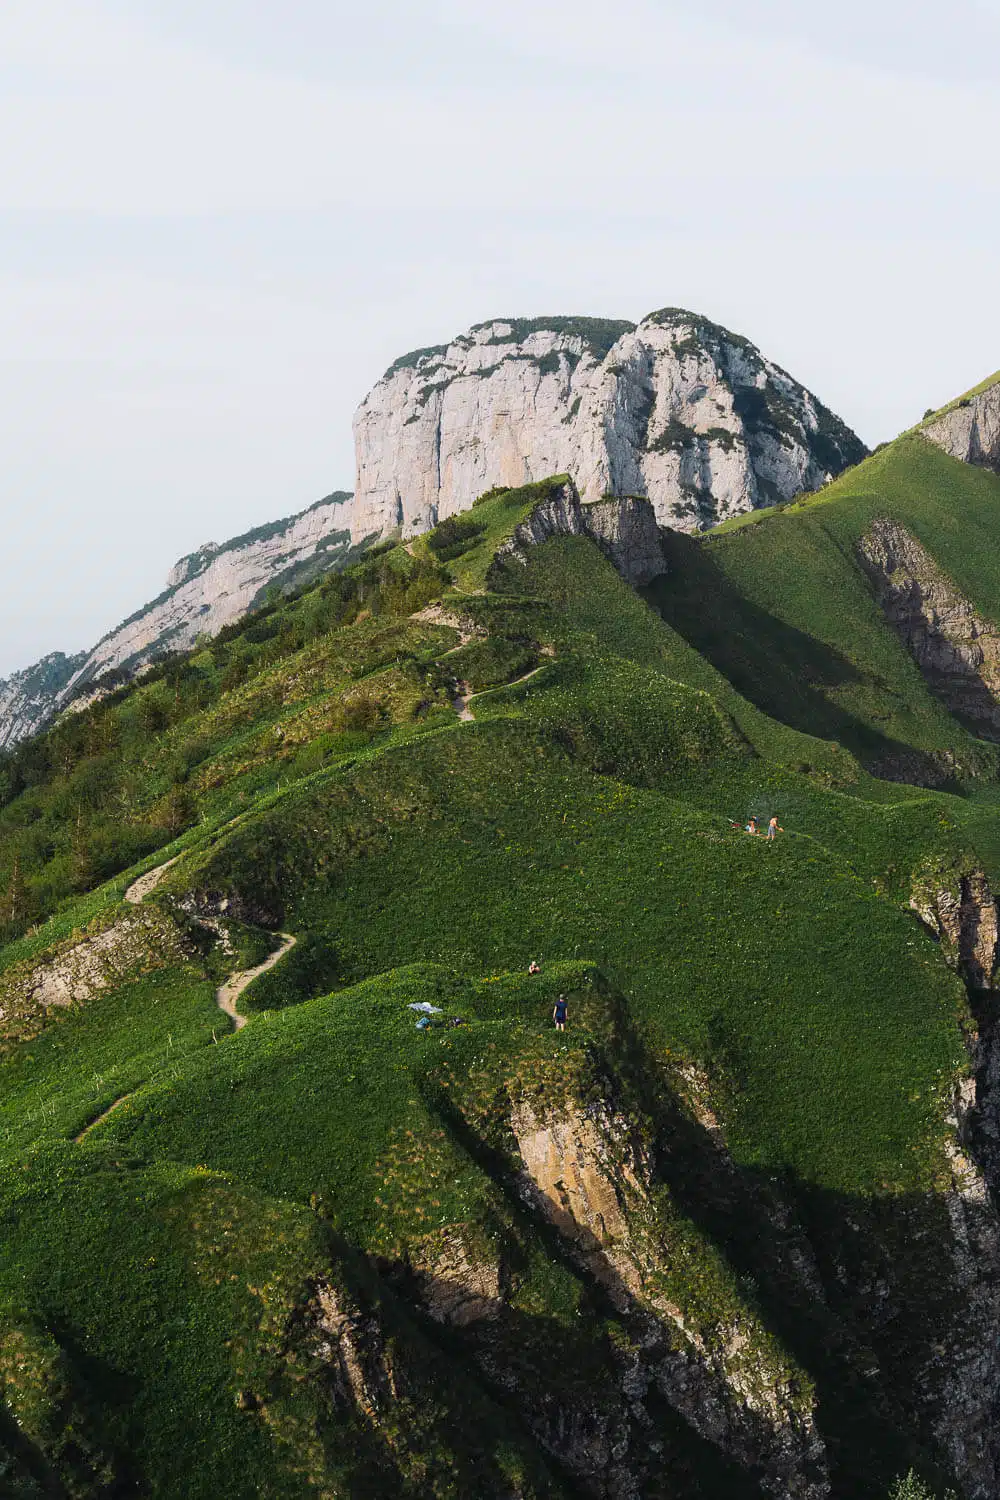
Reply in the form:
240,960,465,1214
353,307,867,542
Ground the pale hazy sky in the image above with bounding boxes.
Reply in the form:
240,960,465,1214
2,0,999,674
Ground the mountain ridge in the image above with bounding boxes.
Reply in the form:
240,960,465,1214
0,489,360,750
0,303,868,754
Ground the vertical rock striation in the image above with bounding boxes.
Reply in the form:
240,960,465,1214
857,518,1000,737
923,379,1000,473
351,309,866,541
909,861,1000,1497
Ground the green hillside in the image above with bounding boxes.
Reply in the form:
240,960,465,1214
2,450,1000,1497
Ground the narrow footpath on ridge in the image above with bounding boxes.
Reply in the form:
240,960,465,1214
452,662,551,723
216,934,297,1031
124,857,180,904
74,935,296,1144
74,1092,133,1143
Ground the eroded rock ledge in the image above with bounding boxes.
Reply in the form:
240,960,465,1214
923,384,1000,474
857,517,1000,735
492,480,668,588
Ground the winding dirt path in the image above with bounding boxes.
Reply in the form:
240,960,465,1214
74,934,297,1144
74,1092,133,1142
216,933,296,1031
452,663,551,723
452,683,476,722
124,857,180,904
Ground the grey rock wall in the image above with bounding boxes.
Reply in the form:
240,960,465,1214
857,517,1000,737
923,381,1000,472
352,309,867,541
492,478,667,588
0,651,86,752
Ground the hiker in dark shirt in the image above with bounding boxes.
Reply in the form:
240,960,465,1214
553,995,568,1031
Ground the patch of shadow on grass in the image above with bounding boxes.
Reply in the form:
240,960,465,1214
646,532,962,788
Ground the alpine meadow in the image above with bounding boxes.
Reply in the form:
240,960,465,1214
6,309,1000,1500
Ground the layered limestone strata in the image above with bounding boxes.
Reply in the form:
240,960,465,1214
923,381,1000,472
857,518,1000,735
351,310,867,541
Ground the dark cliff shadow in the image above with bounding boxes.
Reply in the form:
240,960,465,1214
407,995,975,1500
644,533,959,788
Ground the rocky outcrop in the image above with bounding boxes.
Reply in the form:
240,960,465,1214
910,862,1000,993
0,650,86,751
409,1228,503,1327
0,906,192,1050
492,479,667,587
0,492,359,751
857,518,1000,736
909,861,1000,1497
923,380,1000,473
351,309,866,542
508,1099,829,1499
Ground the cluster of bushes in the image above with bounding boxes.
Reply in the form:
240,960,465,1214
473,484,512,507
648,418,698,454
425,514,486,562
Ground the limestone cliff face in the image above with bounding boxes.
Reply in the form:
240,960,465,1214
923,380,1000,472
0,650,86,752
351,310,867,541
857,518,1000,737
0,493,357,748
64,492,356,704
909,860,1000,1497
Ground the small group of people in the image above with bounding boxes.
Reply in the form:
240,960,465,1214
528,960,568,1031
744,815,783,842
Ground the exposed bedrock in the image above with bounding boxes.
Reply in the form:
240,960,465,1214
911,861,1000,1496
924,384,1000,473
491,480,668,588
352,310,866,541
857,517,1000,736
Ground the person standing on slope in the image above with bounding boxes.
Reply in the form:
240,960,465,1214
553,995,568,1032
766,816,783,842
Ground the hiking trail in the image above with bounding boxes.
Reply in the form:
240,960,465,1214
74,1092,133,1142
216,934,296,1031
124,857,180,904
452,663,551,723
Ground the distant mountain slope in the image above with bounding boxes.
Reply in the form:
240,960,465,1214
0,649,86,751
0,491,359,749
648,431,1000,788
352,308,867,539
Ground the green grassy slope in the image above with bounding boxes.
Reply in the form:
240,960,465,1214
651,438,1000,795
1,465,998,1497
